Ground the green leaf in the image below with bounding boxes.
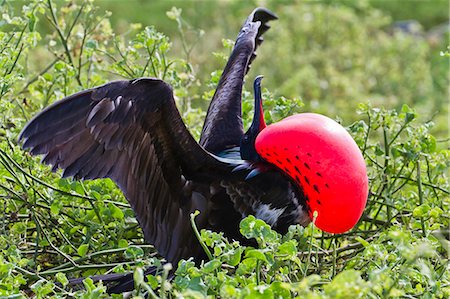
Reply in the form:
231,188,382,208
146,274,158,289
0,263,12,279
82,277,95,292
70,181,84,195
278,240,297,258
108,203,124,220
11,222,27,234
355,236,370,247
227,247,243,267
270,281,291,298
133,267,144,286
77,244,89,257
118,239,128,248
54,61,65,71
413,204,431,218
28,13,36,31
324,270,368,298
237,257,257,275
55,272,69,287
202,259,221,273
429,207,443,219
124,246,144,259
245,249,268,263
245,285,274,299
50,201,61,215
90,190,102,200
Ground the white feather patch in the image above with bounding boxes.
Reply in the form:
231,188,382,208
255,204,286,225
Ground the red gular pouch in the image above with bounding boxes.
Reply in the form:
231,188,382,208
255,113,368,234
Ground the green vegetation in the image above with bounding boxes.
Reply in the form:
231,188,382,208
0,0,448,298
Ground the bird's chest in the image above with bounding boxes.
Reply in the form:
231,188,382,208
221,178,308,233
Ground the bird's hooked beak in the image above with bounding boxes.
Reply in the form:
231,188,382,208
240,75,267,161
253,75,267,132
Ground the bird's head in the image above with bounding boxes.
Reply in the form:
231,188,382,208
242,76,369,234
240,75,266,161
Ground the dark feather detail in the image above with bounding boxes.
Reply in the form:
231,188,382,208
245,168,261,180
86,98,115,127
20,78,235,264
199,8,277,153
232,163,252,173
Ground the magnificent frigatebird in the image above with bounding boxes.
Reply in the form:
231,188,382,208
19,7,368,292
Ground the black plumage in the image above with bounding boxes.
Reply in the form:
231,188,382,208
19,7,311,291
199,8,277,153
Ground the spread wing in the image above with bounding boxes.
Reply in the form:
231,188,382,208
19,78,235,263
199,7,277,153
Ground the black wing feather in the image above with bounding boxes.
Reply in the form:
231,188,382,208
199,7,277,153
20,78,234,263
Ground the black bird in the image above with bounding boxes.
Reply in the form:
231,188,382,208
19,7,368,292
20,4,305,268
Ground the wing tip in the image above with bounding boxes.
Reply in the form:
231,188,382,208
252,7,279,21
18,120,33,145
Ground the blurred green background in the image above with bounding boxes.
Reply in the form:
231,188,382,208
100,0,449,135
8,0,450,136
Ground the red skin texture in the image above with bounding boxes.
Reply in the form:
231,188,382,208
255,113,368,234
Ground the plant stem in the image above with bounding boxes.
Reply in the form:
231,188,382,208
34,215,78,267
46,0,82,86
331,239,336,278
416,160,427,237
190,210,213,260
45,245,154,272
396,175,448,194
382,120,392,221
256,260,261,285
0,149,100,202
